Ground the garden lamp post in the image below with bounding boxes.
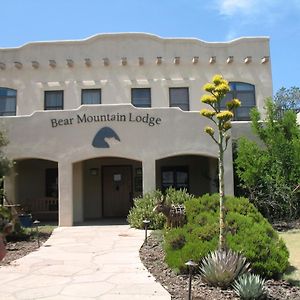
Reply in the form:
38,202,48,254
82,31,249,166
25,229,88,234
143,219,150,245
185,260,198,300
33,220,40,247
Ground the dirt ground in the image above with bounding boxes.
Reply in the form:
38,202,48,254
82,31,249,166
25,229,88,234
140,233,300,300
0,231,52,266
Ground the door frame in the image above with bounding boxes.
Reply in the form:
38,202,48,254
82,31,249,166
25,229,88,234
101,165,133,218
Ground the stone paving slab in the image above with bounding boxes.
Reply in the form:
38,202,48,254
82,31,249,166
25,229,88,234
0,225,171,300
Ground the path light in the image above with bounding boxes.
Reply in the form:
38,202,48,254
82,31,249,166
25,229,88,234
185,260,198,300
33,220,40,247
143,219,150,245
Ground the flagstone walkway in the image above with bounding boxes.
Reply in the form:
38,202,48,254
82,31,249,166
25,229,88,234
0,225,170,300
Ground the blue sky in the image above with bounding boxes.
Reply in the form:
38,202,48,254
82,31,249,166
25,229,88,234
1,0,300,93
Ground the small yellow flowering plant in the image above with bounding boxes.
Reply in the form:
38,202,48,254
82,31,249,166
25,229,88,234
200,74,241,250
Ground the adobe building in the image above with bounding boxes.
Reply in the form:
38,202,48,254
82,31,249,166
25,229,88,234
0,33,272,226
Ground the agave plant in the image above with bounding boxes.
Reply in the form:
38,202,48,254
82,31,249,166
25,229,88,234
233,273,267,300
199,248,251,289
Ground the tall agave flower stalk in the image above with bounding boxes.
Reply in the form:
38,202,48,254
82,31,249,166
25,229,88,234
200,75,241,250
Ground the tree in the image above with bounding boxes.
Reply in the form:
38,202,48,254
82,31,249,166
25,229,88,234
235,99,300,221
0,129,12,204
200,74,240,250
274,86,300,113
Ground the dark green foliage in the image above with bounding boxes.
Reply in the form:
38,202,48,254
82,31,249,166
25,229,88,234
235,99,300,221
164,194,289,278
127,188,193,230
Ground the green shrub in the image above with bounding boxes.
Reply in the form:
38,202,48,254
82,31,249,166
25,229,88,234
127,188,193,230
164,194,289,278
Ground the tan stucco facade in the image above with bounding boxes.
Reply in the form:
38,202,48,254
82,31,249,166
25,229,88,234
0,33,272,226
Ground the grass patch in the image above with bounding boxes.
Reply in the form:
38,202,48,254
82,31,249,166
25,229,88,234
280,229,300,286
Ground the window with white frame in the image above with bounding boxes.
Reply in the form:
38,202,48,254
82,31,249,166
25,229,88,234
82,89,101,105
169,87,189,111
0,88,16,116
221,82,256,121
131,88,151,108
44,91,64,110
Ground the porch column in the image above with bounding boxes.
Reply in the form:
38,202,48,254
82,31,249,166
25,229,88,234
142,159,156,193
73,162,83,224
58,161,73,226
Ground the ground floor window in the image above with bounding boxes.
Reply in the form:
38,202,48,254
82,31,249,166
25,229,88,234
45,168,58,198
161,167,189,192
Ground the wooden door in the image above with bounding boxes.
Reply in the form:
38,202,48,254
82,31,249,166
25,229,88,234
102,166,132,217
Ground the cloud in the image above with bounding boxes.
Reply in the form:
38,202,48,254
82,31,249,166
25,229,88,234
216,0,300,19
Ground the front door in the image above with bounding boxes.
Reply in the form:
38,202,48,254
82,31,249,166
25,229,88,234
102,166,132,217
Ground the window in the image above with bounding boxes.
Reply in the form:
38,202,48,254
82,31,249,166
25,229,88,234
0,88,16,116
82,89,101,105
131,88,151,108
161,167,189,192
44,91,63,110
221,82,256,121
45,168,58,198
169,87,189,111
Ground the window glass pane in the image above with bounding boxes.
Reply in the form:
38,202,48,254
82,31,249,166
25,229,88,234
0,88,17,116
162,171,174,184
220,92,233,109
235,107,252,120
46,168,58,198
45,91,63,110
82,89,101,104
176,171,188,184
236,92,255,106
132,88,151,107
235,83,254,91
170,88,189,111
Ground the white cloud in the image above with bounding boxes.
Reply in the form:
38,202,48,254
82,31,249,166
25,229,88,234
219,0,254,16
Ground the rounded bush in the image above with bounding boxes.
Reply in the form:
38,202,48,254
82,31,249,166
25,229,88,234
127,188,194,230
164,194,289,278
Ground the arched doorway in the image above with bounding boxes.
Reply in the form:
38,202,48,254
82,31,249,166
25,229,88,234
82,157,142,220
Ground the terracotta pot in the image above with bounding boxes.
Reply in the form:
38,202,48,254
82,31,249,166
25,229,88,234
0,235,7,261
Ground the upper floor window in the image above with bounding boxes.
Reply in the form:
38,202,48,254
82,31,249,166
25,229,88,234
221,82,256,121
0,88,16,116
169,87,189,111
82,89,101,105
44,91,63,110
131,88,151,108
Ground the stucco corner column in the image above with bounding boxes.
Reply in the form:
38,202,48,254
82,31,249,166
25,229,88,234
142,159,156,194
58,161,73,226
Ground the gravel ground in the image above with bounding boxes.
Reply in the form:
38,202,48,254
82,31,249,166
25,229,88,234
0,232,51,266
140,233,300,300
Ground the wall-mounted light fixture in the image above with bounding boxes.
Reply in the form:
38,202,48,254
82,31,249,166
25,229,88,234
89,168,99,176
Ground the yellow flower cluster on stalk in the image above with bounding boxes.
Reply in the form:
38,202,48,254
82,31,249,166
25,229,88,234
200,74,241,141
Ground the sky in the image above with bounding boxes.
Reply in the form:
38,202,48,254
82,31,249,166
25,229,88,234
1,0,300,93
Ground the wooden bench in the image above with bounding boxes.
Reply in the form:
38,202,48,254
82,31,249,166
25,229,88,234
26,197,58,221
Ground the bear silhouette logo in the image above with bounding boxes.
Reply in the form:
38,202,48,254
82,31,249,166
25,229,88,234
92,127,121,148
